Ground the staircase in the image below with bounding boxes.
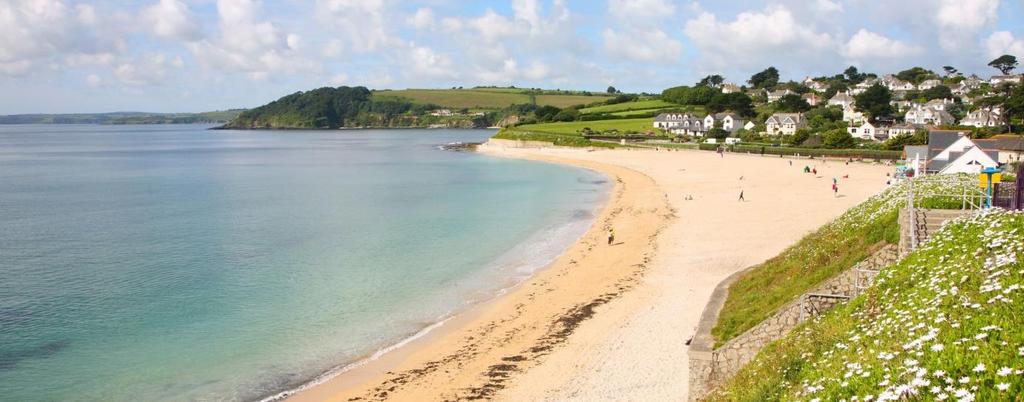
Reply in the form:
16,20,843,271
898,208,974,255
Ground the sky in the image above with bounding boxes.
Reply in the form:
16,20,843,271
2,0,1024,114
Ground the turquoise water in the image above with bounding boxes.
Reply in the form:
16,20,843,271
0,125,607,401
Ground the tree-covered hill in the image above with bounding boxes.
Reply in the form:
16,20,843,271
223,86,446,129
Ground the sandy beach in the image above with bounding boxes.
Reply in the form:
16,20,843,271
287,143,892,402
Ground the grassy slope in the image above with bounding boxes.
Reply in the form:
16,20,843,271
372,89,612,110
709,209,1024,401
491,118,656,147
579,99,678,114
713,175,978,345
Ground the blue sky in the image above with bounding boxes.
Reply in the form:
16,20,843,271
1,0,1023,114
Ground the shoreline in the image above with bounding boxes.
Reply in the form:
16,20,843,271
284,141,893,401
285,142,673,401
259,156,610,402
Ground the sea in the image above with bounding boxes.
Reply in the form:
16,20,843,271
0,124,608,401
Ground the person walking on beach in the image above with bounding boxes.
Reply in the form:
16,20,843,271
607,228,615,245
738,189,745,202
832,183,839,197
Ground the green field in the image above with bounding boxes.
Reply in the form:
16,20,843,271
371,89,612,110
512,117,655,134
579,99,677,114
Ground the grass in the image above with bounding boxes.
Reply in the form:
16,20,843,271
579,99,678,114
371,89,612,110
510,117,655,135
707,208,1024,401
712,175,979,346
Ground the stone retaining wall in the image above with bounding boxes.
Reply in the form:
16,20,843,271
688,244,899,400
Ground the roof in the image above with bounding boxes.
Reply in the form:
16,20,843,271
992,135,1024,151
830,92,854,102
713,112,741,119
766,113,805,125
928,130,967,159
905,145,929,160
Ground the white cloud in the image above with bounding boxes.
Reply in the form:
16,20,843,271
187,0,318,79
142,0,201,41
0,0,124,74
935,0,999,51
407,8,435,29
984,31,1024,59
603,0,682,63
323,40,343,58
607,0,675,22
815,0,843,13
85,73,102,87
935,0,998,32
328,73,348,86
406,43,456,79
842,29,921,59
315,0,392,52
684,6,835,72
603,28,682,62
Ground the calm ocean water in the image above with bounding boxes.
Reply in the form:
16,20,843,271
0,125,607,401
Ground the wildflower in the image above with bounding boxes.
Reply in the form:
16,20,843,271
931,344,944,352
973,363,986,373
997,367,1012,376
996,383,1010,391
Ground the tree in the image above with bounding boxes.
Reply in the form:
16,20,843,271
843,66,865,84
896,67,936,84
854,84,894,123
708,128,730,140
607,86,618,94
921,85,953,101
775,94,811,113
1006,84,1024,132
697,74,725,88
790,128,810,146
534,105,561,122
882,129,928,151
943,66,958,77
825,82,849,99
706,92,755,117
748,67,780,89
989,55,1018,75
661,86,691,104
822,128,856,148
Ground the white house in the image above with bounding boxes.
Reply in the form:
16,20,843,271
721,83,742,94
924,98,955,111
924,131,1000,174
765,113,806,136
883,75,915,91
847,121,889,142
704,113,746,133
990,74,1023,85
828,91,855,108
888,123,921,137
430,109,454,117
842,104,866,125
917,79,942,90
849,80,876,95
905,105,955,125
803,77,828,92
802,93,822,106
961,107,1005,128
654,112,700,129
767,89,796,102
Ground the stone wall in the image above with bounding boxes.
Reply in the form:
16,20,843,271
688,244,899,400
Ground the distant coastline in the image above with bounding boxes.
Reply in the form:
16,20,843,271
0,110,244,125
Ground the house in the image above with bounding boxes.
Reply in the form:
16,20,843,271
883,75,915,91
767,89,796,103
924,98,955,111
842,104,866,125
890,100,913,111
847,121,889,142
802,93,822,106
765,113,806,136
850,79,877,95
654,112,700,129
660,113,708,136
916,130,1000,174
984,135,1024,164
721,83,742,94
888,123,924,137
989,74,1023,86
961,107,1005,128
703,113,746,133
743,121,756,130
828,91,855,108
803,77,829,92
917,79,942,90
905,105,956,125
430,109,454,117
